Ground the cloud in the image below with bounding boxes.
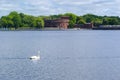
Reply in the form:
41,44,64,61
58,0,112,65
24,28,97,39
0,0,120,17
92,0,115,4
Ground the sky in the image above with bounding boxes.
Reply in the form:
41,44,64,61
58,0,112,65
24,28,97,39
0,0,120,17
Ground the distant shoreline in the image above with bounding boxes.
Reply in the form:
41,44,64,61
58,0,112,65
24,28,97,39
1,27,120,31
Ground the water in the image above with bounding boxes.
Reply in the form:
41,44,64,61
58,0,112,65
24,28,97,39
0,30,120,80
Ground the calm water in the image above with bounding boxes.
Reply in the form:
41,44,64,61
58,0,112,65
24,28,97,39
0,30,120,80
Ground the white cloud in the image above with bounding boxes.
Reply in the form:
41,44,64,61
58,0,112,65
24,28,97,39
0,0,120,17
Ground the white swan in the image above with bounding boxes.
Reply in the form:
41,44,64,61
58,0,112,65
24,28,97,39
30,51,40,60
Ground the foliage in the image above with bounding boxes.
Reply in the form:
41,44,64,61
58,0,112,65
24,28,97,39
76,16,86,24
64,13,77,28
35,17,44,29
0,11,44,30
0,11,120,29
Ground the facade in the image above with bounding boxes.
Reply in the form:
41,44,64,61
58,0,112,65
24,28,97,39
44,17,69,29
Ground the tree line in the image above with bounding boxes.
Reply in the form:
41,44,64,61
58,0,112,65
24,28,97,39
0,11,44,30
0,11,120,30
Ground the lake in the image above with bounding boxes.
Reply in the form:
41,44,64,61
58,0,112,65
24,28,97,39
0,30,120,80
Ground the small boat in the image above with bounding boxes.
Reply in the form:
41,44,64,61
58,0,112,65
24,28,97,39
30,51,40,60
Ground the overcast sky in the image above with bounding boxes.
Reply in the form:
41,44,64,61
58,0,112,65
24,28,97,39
0,0,120,17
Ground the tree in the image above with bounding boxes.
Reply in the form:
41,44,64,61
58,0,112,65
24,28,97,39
76,16,86,24
35,17,44,29
102,18,109,25
64,13,77,28
83,14,96,23
93,19,102,27
0,16,14,29
0,16,8,28
102,17,119,25
8,11,21,29
108,18,119,25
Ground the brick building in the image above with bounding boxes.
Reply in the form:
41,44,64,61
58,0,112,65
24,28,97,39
44,16,69,29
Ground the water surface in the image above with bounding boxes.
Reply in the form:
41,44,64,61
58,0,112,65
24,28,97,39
0,30,120,80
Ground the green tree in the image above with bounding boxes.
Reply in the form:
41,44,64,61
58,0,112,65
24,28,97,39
0,16,14,29
20,14,35,27
9,11,21,29
108,18,119,25
64,13,77,28
0,16,8,28
83,14,96,23
76,16,86,24
102,18,109,25
93,19,102,27
35,17,44,29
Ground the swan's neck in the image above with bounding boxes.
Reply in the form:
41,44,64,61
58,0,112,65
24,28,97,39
37,51,40,56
